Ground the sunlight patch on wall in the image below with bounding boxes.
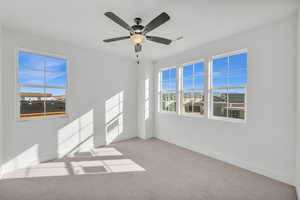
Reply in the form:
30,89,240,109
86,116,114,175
2,144,39,174
145,78,150,120
57,110,94,158
105,91,124,145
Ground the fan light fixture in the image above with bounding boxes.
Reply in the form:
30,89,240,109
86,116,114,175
130,34,144,44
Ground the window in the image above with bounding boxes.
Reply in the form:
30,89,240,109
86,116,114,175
18,50,68,119
159,68,176,112
158,49,247,122
210,51,247,120
181,61,205,115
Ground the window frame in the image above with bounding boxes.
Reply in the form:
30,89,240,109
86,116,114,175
208,49,248,122
158,66,178,114
179,59,206,117
15,48,69,121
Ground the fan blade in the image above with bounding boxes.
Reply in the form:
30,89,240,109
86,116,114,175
146,36,172,45
135,44,142,53
104,12,134,33
143,12,170,34
103,36,130,43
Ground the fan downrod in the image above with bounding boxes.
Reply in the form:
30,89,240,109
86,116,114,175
134,17,142,25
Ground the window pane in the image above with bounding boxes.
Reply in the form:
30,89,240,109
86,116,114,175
161,91,176,112
19,51,45,71
161,92,169,101
164,101,176,112
45,88,66,97
162,81,169,90
162,70,169,81
19,69,44,85
162,101,176,112
169,79,176,90
194,62,204,76
213,57,228,73
170,68,176,80
229,53,247,71
212,73,227,88
193,90,205,114
45,88,66,115
20,87,45,118
228,69,247,87
194,76,204,89
183,64,193,78
183,78,193,89
45,56,67,72
46,72,67,87
183,91,193,113
228,88,245,119
183,90,204,114
213,89,227,117
183,62,204,90
169,91,176,101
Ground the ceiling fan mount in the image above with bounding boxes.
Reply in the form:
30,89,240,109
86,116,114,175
134,17,142,25
103,12,172,53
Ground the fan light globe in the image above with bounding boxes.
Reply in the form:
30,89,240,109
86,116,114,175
130,34,144,44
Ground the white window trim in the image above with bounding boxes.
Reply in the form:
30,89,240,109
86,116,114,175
212,48,248,59
158,66,177,114
208,49,248,122
179,59,206,116
15,48,70,122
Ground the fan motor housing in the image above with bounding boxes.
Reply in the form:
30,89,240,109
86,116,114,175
132,24,144,32
132,17,144,33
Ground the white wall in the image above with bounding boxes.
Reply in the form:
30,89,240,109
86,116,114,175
0,25,3,172
296,10,300,197
154,16,297,185
137,60,154,139
1,27,138,173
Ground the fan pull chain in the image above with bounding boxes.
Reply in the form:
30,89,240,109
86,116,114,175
136,54,140,64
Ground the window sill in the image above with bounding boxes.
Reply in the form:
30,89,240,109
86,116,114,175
181,114,205,118
158,111,177,115
17,114,69,122
209,116,246,123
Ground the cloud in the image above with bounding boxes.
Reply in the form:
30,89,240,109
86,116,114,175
19,51,67,72
19,70,66,85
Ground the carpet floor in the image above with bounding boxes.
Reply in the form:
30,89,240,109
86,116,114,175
0,138,297,200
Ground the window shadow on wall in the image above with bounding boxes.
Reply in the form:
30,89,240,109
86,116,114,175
145,78,150,120
105,91,124,145
57,110,94,158
2,144,40,175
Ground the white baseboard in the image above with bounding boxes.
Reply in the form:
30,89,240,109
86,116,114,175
157,136,294,186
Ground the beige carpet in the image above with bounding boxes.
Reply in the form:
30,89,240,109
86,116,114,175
0,138,297,200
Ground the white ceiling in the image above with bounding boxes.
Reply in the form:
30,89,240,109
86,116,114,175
0,0,298,61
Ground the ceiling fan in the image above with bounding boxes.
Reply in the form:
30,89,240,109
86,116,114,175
103,12,172,53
